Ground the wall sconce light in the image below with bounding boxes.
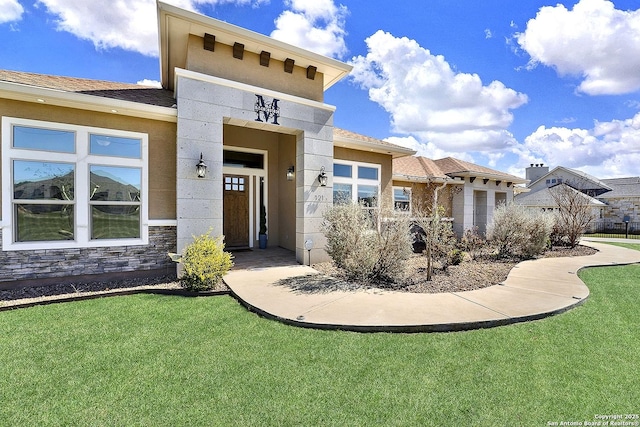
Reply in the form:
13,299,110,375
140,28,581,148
286,165,295,181
318,166,328,187
196,153,207,178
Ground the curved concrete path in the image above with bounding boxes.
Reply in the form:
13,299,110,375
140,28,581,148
224,241,640,332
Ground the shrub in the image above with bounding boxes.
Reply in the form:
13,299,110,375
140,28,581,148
448,248,464,266
460,226,486,260
322,203,413,284
180,231,233,291
487,203,553,259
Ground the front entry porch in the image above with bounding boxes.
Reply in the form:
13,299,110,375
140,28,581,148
229,247,298,270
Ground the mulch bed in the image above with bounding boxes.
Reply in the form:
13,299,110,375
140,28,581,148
1,245,597,308
284,245,598,295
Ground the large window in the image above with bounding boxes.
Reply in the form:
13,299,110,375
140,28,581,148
2,117,148,250
333,160,380,209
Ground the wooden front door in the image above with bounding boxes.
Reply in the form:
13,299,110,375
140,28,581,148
223,175,250,248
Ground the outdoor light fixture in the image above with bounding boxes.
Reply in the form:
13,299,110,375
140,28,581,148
286,165,295,181
196,153,207,178
318,166,328,187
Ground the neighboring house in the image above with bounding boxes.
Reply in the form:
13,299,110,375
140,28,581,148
392,156,527,235
0,2,414,285
515,164,640,227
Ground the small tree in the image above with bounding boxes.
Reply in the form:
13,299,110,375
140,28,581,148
411,181,456,281
548,182,596,247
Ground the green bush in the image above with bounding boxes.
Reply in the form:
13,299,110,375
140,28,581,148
180,231,233,291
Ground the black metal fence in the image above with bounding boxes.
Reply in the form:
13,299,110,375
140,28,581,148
587,222,640,239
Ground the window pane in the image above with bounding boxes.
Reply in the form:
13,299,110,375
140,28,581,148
90,134,141,158
13,126,75,153
13,161,75,200
394,188,410,211
358,166,378,180
90,166,141,201
15,204,74,241
223,150,263,169
358,185,378,207
91,206,140,239
333,183,352,204
334,163,352,178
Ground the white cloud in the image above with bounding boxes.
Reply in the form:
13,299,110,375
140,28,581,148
515,112,640,178
34,0,268,57
516,0,640,95
137,79,162,88
385,136,475,163
0,0,24,23
484,28,492,39
270,0,348,58
349,30,527,154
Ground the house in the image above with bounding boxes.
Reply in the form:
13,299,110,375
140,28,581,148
392,156,527,235
0,2,415,286
515,164,640,227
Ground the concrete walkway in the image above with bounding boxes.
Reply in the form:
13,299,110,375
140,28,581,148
224,241,640,333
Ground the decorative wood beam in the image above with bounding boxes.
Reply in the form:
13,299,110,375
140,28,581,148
284,58,295,73
306,65,317,80
204,33,215,52
483,178,489,185
507,182,512,187
469,177,476,183
496,180,502,186
260,51,270,67
233,42,244,59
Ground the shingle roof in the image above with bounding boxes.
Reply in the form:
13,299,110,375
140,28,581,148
600,177,640,198
393,156,447,179
0,69,176,108
434,157,526,182
333,128,415,156
515,184,605,207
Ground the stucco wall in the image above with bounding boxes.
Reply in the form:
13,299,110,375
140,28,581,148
186,34,324,103
0,99,177,221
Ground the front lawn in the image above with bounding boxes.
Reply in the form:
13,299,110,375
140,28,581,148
1,253,638,425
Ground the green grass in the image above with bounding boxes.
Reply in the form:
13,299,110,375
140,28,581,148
601,241,640,251
2,260,639,426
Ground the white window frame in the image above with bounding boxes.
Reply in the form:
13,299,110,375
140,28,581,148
393,186,412,213
333,159,381,208
2,117,149,251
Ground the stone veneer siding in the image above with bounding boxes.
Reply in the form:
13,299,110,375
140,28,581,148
0,226,176,283
601,197,640,223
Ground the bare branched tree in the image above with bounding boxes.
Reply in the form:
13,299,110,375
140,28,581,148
411,180,456,281
548,181,597,248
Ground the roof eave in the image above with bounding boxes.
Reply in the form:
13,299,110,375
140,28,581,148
0,80,178,123
334,135,416,158
446,170,527,184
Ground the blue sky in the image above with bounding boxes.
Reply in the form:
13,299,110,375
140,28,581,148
1,0,640,179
